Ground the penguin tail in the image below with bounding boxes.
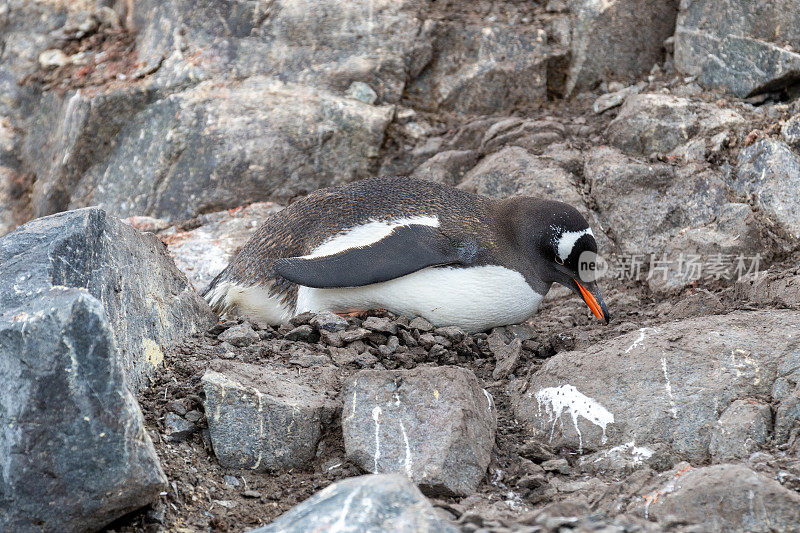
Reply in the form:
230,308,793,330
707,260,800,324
202,268,232,315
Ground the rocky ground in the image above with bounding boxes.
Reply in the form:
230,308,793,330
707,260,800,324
2,0,800,532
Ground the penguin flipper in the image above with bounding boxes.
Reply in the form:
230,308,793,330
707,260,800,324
274,224,476,288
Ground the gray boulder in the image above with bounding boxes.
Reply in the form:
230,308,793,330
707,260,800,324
0,207,214,390
512,310,800,463
636,464,800,532
478,117,565,155
675,0,800,97
566,0,679,95
202,360,339,471
406,22,547,114
587,148,723,255
734,139,800,240
34,78,393,221
0,289,166,531
586,147,764,291
709,400,772,462
606,94,745,156
412,150,479,186
131,0,423,104
342,366,496,496
249,474,459,533
460,146,584,208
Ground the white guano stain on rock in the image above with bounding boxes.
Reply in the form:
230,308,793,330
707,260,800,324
591,440,653,465
399,420,413,477
372,406,382,471
483,389,493,412
330,486,361,533
661,355,678,418
535,384,615,453
624,327,655,353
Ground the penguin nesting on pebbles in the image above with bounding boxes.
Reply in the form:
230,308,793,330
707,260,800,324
203,176,610,333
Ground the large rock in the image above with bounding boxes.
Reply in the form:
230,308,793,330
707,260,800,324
585,147,765,292
27,77,393,221
0,289,166,531
0,207,214,389
406,22,548,114
635,464,800,532
0,1,87,116
477,117,566,155
675,0,800,97
411,150,479,186
342,366,496,496
459,146,584,207
131,0,423,104
512,311,799,463
586,147,753,255
606,94,745,156
202,360,339,471
734,139,800,240
249,474,459,533
566,0,679,95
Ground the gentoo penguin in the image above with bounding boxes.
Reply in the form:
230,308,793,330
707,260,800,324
203,176,610,332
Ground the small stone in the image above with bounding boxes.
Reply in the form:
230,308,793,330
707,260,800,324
39,49,69,69
781,115,800,147
354,351,378,367
488,331,522,380
310,312,348,332
399,329,418,347
223,475,240,487
184,410,203,424
331,347,359,366
541,458,570,475
219,323,259,347
284,324,315,341
504,324,535,341
340,328,370,343
361,316,398,334
593,86,639,114
518,473,549,490
418,333,436,349
167,399,190,416
242,490,262,499
709,131,729,152
319,329,344,347
289,311,315,326
433,326,465,343
345,82,378,104
385,335,400,353
409,317,434,332
165,413,196,442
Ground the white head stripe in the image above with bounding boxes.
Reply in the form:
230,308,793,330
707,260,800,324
305,215,440,258
557,228,593,260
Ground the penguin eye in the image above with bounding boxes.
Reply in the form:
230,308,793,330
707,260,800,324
555,255,565,265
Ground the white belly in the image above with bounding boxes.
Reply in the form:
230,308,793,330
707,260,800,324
298,265,542,332
216,265,543,333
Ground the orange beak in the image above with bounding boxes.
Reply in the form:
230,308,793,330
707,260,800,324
576,280,608,323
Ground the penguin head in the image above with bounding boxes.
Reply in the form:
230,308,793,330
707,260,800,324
510,198,610,324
